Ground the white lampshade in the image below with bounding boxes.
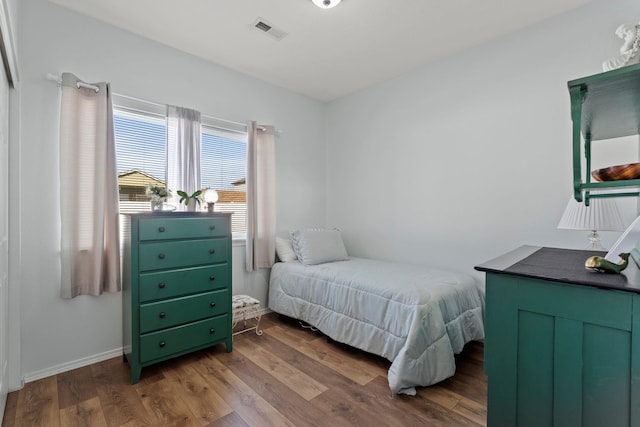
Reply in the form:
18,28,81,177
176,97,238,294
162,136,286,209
204,189,219,204
558,197,625,231
558,197,625,250
312,0,342,9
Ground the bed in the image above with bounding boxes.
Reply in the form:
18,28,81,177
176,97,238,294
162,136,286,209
268,230,485,396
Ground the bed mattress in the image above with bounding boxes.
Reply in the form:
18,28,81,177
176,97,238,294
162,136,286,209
268,257,485,395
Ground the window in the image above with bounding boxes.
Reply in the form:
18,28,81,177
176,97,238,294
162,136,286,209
113,97,248,238
114,108,167,213
201,124,248,234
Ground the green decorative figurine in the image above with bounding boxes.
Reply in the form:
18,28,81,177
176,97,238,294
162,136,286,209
585,252,630,274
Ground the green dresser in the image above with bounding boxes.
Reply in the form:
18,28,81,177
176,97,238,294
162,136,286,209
476,246,640,427
123,212,233,383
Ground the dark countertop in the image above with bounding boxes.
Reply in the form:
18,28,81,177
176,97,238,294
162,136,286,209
475,245,640,295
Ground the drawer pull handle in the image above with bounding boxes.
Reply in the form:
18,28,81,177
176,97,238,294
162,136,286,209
159,312,166,319
209,276,216,281
159,341,166,348
158,282,166,289
210,302,216,308
209,225,216,230
158,253,165,259
209,328,216,334
209,249,216,254
158,226,165,232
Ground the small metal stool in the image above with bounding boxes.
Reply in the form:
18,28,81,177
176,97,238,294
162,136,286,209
232,294,263,337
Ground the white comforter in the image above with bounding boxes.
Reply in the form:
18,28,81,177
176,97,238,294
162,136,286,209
268,257,485,395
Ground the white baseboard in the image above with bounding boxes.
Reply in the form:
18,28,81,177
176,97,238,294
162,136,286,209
18,311,273,387
22,347,123,385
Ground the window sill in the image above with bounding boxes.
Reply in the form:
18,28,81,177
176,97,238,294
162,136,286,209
232,234,247,247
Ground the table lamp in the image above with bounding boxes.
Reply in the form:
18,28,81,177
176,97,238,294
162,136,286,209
204,188,219,212
558,197,625,250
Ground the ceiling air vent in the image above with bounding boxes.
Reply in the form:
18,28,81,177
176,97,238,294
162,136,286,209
251,17,288,41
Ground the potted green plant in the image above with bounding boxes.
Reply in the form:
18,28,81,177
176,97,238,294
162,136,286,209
177,189,203,211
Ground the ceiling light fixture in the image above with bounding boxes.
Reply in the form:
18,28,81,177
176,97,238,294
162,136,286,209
312,0,341,9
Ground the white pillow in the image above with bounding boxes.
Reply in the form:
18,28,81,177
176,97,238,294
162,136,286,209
290,229,349,265
275,237,297,262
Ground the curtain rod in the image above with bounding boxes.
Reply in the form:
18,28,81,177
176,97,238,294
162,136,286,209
46,73,99,93
45,73,280,134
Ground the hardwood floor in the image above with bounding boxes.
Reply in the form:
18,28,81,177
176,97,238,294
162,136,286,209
2,313,487,426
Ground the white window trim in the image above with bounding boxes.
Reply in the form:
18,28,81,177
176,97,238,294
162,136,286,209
113,94,249,240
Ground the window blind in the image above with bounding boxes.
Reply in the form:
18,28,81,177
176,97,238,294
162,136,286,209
201,125,248,234
113,108,167,214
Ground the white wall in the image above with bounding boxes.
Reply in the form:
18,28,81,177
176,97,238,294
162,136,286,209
15,0,326,385
326,0,640,280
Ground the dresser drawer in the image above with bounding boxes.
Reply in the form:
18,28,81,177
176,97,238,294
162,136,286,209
139,238,227,271
140,315,228,363
140,289,228,333
139,217,229,241
139,264,228,302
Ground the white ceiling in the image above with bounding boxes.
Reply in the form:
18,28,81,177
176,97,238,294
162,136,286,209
49,0,593,102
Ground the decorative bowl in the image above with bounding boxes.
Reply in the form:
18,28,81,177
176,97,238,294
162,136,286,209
591,163,640,181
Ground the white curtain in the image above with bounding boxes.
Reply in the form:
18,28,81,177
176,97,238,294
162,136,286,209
59,73,120,298
166,105,201,210
246,121,276,272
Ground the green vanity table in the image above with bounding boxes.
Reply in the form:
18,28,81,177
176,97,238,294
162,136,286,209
476,246,640,427
122,212,233,383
